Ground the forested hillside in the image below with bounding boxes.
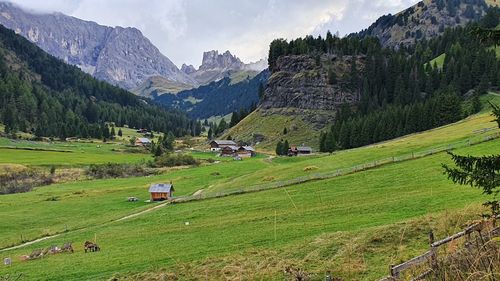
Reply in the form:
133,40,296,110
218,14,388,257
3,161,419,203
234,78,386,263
244,7,500,151
0,24,201,139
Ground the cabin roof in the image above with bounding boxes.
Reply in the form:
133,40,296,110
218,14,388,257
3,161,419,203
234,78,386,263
297,146,312,151
239,146,255,151
137,138,151,143
149,183,174,193
222,145,239,151
211,140,237,146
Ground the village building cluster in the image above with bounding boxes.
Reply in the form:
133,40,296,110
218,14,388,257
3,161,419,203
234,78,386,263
209,140,256,158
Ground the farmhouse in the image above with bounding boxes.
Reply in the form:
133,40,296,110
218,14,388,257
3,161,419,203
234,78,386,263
135,137,152,146
148,183,174,201
209,140,237,151
288,146,313,156
220,145,240,157
237,146,256,158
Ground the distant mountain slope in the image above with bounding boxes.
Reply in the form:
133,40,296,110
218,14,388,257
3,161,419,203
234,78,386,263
0,1,194,90
155,70,269,119
356,0,492,48
227,7,500,150
0,24,199,138
132,50,265,98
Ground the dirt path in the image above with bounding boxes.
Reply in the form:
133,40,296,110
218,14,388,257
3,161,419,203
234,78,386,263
0,234,61,253
116,201,170,222
0,201,171,252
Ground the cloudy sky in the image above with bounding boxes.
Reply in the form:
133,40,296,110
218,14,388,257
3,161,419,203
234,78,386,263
8,0,419,68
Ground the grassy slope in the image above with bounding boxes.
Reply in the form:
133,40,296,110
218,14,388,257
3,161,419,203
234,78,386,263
225,108,319,153
0,140,495,280
0,94,498,279
428,53,446,68
0,94,497,250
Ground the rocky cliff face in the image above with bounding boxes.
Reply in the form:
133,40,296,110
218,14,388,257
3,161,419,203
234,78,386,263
0,2,194,90
260,54,363,127
357,0,491,48
188,50,246,85
199,50,244,71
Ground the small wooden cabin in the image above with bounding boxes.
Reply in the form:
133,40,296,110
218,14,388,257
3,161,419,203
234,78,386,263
209,140,237,151
237,146,256,158
220,145,239,157
288,146,313,156
148,183,174,201
135,137,152,147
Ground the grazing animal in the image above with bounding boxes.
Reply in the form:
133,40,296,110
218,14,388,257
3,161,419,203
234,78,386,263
84,241,100,253
61,242,74,253
29,249,43,259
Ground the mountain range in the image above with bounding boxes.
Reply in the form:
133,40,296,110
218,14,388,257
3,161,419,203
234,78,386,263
0,1,266,98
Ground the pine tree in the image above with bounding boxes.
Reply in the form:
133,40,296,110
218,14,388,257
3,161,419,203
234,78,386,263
275,140,283,156
283,140,290,155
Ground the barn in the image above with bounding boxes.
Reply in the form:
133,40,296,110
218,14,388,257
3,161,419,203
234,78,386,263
209,140,237,151
148,183,175,201
237,146,256,157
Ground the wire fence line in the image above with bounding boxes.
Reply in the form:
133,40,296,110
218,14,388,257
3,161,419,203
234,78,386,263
173,132,500,204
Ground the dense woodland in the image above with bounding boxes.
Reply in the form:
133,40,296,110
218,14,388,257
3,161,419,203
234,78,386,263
0,25,201,139
269,7,499,152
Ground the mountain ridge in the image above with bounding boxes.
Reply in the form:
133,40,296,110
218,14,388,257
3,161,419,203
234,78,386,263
0,1,195,90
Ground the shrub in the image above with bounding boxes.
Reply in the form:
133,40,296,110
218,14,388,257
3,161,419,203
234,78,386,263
86,163,156,179
154,153,199,168
0,169,54,194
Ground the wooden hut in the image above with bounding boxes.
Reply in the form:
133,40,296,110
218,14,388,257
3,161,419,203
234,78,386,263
148,183,174,201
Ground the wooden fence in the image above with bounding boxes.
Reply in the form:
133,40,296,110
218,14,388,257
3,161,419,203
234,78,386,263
380,217,499,281
174,132,499,205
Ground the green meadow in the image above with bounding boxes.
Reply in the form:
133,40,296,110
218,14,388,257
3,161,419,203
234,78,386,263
0,139,495,280
0,93,499,280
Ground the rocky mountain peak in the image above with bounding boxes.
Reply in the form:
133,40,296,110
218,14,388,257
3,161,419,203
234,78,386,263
181,63,196,75
199,50,243,71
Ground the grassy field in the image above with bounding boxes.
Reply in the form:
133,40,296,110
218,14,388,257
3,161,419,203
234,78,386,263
0,94,498,280
0,138,152,166
0,139,495,280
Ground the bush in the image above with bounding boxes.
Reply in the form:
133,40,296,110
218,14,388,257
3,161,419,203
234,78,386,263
0,169,54,194
154,153,199,167
86,163,156,179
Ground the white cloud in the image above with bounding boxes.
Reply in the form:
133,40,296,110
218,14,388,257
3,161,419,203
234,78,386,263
6,0,419,67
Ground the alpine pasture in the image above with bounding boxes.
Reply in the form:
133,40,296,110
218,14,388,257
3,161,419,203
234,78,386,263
0,94,499,280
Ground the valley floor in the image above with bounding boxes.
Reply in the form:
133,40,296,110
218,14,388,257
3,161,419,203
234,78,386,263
0,95,499,280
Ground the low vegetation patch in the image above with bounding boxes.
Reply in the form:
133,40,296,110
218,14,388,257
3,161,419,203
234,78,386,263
0,168,54,194
154,153,199,168
86,163,158,179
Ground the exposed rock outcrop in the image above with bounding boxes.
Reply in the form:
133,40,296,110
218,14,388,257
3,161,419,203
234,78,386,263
260,54,364,127
0,2,194,90
357,0,491,48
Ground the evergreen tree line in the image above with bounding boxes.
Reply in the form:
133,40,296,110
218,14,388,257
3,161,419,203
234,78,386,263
266,8,499,152
151,132,176,157
275,139,290,156
0,24,201,139
319,90,475,151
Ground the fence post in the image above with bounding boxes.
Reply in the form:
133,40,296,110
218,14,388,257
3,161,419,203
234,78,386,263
429,230,437,271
